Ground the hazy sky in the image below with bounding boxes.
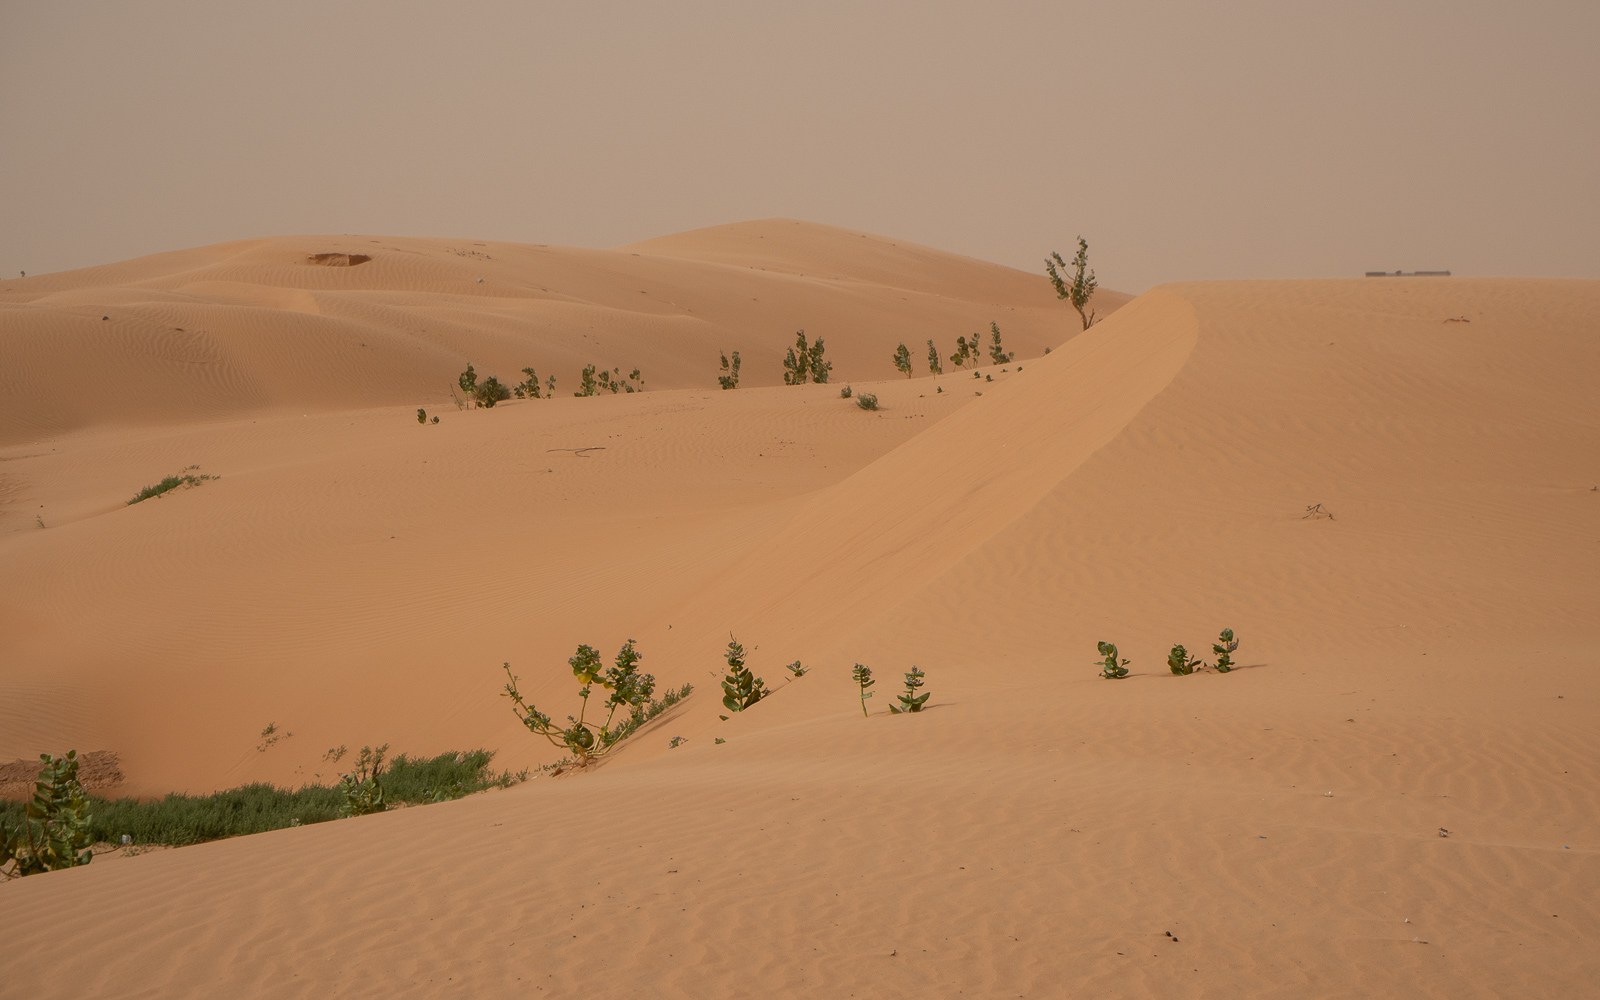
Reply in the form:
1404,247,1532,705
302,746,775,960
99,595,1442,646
4,0,1596,290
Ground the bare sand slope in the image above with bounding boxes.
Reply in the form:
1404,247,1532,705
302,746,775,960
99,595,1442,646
0,219,1121,445
2,268,1596,998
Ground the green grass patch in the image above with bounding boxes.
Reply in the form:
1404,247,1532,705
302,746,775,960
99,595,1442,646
0,748,524,848
127,466,216,505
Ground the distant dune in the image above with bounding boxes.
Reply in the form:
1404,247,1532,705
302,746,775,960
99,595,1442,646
0,222,1595,998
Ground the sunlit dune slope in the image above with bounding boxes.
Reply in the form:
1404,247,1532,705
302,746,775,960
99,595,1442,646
0,219,1124,445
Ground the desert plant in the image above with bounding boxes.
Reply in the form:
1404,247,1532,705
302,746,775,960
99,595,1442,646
513,367,555,399
988,322,1014,364
856,392,880,411
888,666,930,714
417,408,428,424
1046,237,1098,330
718,350,741,390
1167,644,1201,675
458,363,478,397
337,744,388,817
926,339,943,376
852,663,876,717
502,640,674,765
720,635,769,714
473,376,510,408
783,330,831,385
784,660,808,678
840,385,853,398
431,416,440,424
1096,640,1130,679
576,364,600,396
892,343,913,378
0,751,94,878
1211,628,1239,673
127,467,216,505
949,334,978,370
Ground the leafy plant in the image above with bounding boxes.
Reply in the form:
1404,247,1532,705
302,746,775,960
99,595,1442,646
1097,640,1130,679
458,363,478,397
718,350,741,390
127,467,216,505
417,407,428,424
783,330,831,384
924,339,944,376
988,322,1014,364
892,343,913,378
856,392,880,411
1046,237,1099,330
840,385,853,398
1211,628,1238,673
431,415,440,424
337,744,388,817
784,660,808,678
720,635,769,714
502,640,670,765
577,365,643,396
852,664,876,716
1167,644,1201,675
888,666,930,714
513,367,556,399
0,751,94,878
949,334,981,371
473,376,510,408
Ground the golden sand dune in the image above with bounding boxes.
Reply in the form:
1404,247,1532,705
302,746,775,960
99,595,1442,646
0,222,1595,998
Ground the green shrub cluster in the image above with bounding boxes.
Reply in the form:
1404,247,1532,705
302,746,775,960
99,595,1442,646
852,664,932,716
718,351,741,390
503,641,690,765
513,367,557,399
720,636,769,715
855,393,880,411
1097,629,1241,679
576,365,644,396
892,343,913,378
783,330,831,384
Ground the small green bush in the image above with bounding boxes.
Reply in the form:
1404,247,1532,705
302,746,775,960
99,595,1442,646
720,635,769,714
784,660,808,678
1211,628,1238,672
718,351,741,390
576,365,643,396
1097,641,1130,679
988,322,1013,364
503,641,686,765
458,363,478,397
337,745,388,817
856,393,880,411
926,339,943,376
1046,237,1098,330
1167,644,1201,675
513,367,556,399
852,664,875,717
892,343,913,378
840,385,853,398
888,666,930,714
417,408,428,424
0,751,93,878
473,376,510,408
783,330,831,385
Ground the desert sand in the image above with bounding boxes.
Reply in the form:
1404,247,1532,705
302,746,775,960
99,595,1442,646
0,220,1595,998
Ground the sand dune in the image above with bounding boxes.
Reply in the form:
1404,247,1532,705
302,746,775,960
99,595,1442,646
0,223,1595,998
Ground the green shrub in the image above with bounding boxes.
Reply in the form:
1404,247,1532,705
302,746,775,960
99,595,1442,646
1211,628,1238,672
892,343,913,378
513,367,556,399
856,393,879,411
503,641,684,765
783,330,831,385
1046,237,1098,330
718,350,741,390
337,745,388,817
0,751,93,878
127,467,215,505
417,408,428,424
458,363,478,397
784,660,808,678
926,339,943,376
577,365,643,396
988,322,1014,364
840,385,853,399
720,635,769,714
473,376,510,408
888,666,930,714
852,664,876,717
1097,641,1130,679
1167,644,1201,675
